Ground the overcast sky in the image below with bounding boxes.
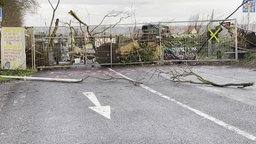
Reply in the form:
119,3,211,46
24,0,256,27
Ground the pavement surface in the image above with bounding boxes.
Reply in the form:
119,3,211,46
0,65,256,144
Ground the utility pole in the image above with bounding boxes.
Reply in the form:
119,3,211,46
247,2,250,30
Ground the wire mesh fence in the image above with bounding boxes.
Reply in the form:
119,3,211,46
24,19,238,68
160,19,237,61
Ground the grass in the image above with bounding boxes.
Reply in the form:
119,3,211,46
0,69,36,83
239,52,256,67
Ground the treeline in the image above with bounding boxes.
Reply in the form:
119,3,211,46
0,0,38,26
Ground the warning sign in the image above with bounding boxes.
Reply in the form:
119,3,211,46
1,27,26,70
208,28,221,43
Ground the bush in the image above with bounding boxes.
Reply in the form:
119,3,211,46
243,52,254,61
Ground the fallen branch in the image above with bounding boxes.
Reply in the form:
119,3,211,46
92,74,142,86
157,69,254,88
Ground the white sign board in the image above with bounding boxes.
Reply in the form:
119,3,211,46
1,27,26,70
95,38,116,47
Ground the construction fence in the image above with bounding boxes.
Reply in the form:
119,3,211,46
2,19,240,69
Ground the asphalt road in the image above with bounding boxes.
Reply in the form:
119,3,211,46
0,65,256,144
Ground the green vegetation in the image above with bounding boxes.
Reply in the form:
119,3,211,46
240,52,256,66
243,52,254,61
0,1,4,6
238,50,256,67
0,69,36,83
120,43,159,63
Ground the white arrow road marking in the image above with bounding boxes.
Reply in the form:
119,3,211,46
89,106,111,120
83,92,111,120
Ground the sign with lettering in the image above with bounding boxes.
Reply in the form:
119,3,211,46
95,37,116,47
1,27,26,70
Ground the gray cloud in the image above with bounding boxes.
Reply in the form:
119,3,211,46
24,0,255,26
41,0,146,5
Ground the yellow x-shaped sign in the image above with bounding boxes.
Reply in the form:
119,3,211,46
208,28,221,43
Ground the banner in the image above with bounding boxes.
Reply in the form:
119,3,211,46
1,27,26,70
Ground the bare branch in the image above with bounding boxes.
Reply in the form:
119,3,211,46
68,9,131,37
111,12,131,28
90,13,110,33
68,10,91,36
48,0,55,9
48,0,60,35
49,18,59,49
90,10,130,36
164,68,254,88
91,74,142,86
79,23,85,34
68,10,88,27
45,0,60,65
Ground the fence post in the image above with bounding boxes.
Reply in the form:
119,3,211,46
110,25,113,67
159,22,164,62
235,19,238,60
31,27,36,69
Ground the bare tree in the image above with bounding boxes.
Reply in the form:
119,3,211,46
68,10,131,63
46,0,60,65
48,0,61,36
1,0,38,26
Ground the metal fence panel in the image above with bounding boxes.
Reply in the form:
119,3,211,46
29,19,237,67
160,19,237,61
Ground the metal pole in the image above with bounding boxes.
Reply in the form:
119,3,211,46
159,22,164,62
43,37,46,66
31,28,36,69
110,25,113,67
247,6,250,30
235,19,238,60
30,28,34,69
0,75,85,83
